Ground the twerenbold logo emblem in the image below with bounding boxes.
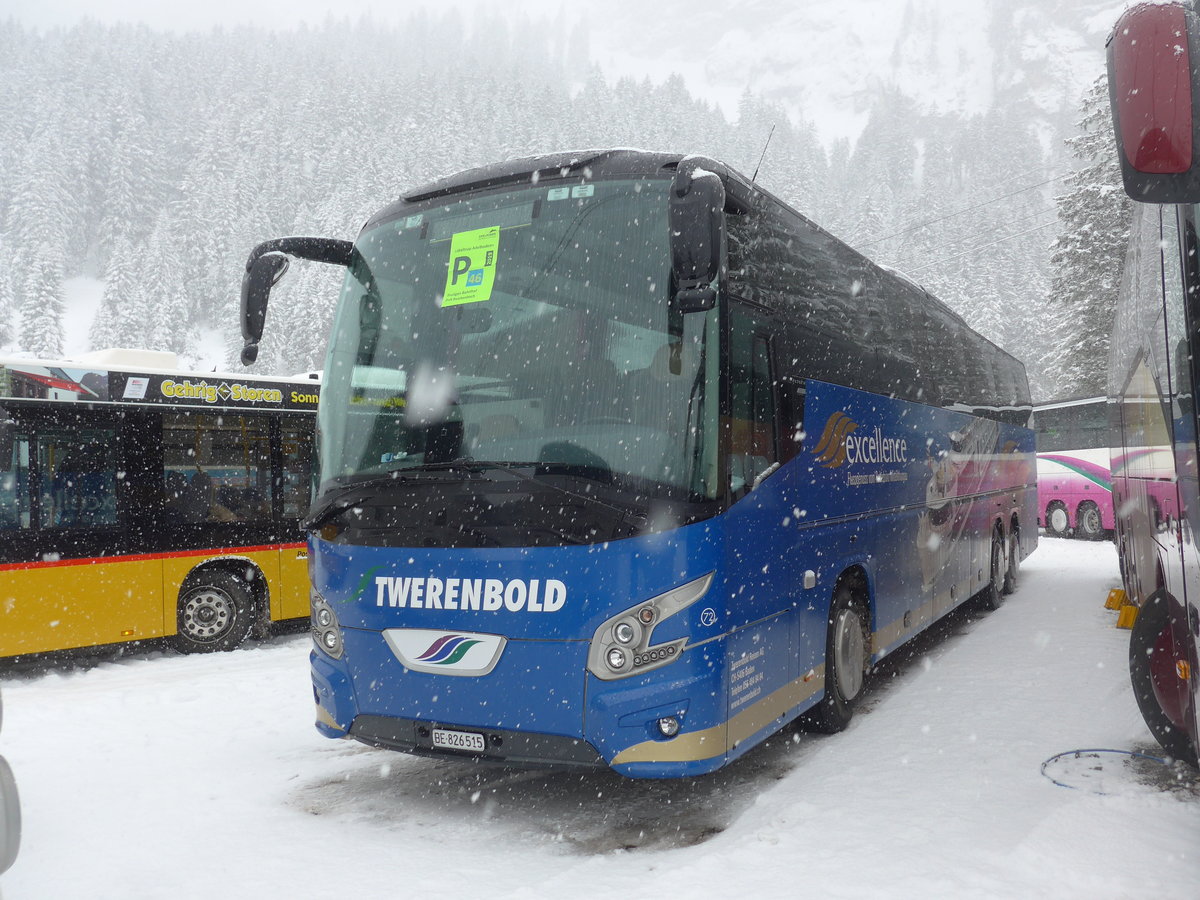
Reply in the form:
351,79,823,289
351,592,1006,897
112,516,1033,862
415,635,483,665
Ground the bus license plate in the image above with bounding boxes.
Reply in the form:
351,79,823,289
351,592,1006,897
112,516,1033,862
431,728,487,753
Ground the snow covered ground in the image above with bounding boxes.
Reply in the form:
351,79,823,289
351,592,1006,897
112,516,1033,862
0,538,1196,899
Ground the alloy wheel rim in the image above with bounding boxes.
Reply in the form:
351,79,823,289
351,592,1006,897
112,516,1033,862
833,608,865,700
181,588,233,642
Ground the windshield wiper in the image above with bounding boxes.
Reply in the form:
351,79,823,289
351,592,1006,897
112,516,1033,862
302,469,464,531
418,458,648,529
304,458,648,534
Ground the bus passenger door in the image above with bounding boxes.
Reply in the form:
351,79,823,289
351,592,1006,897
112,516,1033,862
725,310,804,730
275,415,316,621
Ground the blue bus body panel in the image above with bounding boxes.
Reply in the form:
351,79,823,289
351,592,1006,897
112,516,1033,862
310,380,1035,777
342,626,589,735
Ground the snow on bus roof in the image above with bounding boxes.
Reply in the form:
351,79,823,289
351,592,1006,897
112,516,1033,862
70,348,179,370
0,349,313,386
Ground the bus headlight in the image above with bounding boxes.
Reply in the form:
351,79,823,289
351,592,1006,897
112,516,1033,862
587,572,713,681
311,590,344,660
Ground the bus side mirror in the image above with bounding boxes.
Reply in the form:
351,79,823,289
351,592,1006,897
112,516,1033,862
1108,2,1200,202
240,253,289,365
670,158,726,312
239,237,354,366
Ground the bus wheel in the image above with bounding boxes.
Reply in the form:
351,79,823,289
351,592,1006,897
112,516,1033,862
1002,528,1019,595
1129,590,1199,766
1076,501,1104,540
1046,502,1070,538
982,531,1005,611
173,570,255,654
806,583,868,734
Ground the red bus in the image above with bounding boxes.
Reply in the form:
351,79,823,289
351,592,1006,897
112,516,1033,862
1106,0,1200,765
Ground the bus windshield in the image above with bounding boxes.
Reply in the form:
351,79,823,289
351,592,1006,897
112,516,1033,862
318,178,720,506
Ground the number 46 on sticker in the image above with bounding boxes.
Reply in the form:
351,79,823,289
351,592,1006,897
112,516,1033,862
442,226,500,307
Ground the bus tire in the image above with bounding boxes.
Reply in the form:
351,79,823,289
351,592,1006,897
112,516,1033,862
1046,501,1070,538
172,570,256,654
1076,501,1104,540
1002,527,1019,595
982,530,1005,611
805,582,869,734
1129,590,1199,766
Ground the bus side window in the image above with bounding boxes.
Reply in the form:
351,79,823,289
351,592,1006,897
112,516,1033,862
0,433,31,530
729,313,778,493
38,428,119,529
281,418,316,521
162,413,273,523
1163,209,1192,416
777,378,805,463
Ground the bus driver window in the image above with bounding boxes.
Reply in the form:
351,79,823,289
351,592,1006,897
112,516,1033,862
728,315,777,494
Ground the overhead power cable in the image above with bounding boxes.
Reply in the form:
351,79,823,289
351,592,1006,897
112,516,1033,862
892,206,1060,270
888,205,1059,271
907,219,1060,273
857,173,1070,248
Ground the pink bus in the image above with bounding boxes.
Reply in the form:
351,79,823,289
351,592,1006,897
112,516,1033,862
1034,397,1113,539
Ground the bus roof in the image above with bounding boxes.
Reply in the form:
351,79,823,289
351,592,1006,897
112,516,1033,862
0,350,320,384
363,148,1029,414
0,350,320,413
381,148,1018,351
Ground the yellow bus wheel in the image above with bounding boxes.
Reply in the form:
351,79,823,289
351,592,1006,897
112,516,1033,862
173,570,255,653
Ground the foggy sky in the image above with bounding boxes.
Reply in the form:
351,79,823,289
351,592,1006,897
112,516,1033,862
1,0,573,32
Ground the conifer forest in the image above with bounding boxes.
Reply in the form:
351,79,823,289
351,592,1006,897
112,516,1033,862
0,13,1123,399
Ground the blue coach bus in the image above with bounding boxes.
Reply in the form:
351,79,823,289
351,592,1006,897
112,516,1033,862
240,150,1036,777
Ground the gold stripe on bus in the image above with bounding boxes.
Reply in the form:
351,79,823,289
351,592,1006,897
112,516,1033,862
873,615,908,652
873,594,938,652
610,665,826,766
315,703,341,730
873,579,979,655
613,571,996,766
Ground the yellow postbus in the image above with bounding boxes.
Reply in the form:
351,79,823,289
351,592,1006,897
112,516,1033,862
0,349,319,657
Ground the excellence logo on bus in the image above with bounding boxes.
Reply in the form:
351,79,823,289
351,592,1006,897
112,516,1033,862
813,411,910,471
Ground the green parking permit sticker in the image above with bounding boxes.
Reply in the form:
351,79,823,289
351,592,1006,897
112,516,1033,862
442,226,500,307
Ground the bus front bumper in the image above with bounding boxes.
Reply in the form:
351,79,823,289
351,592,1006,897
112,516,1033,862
310,633,736,778
348,714,607,769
